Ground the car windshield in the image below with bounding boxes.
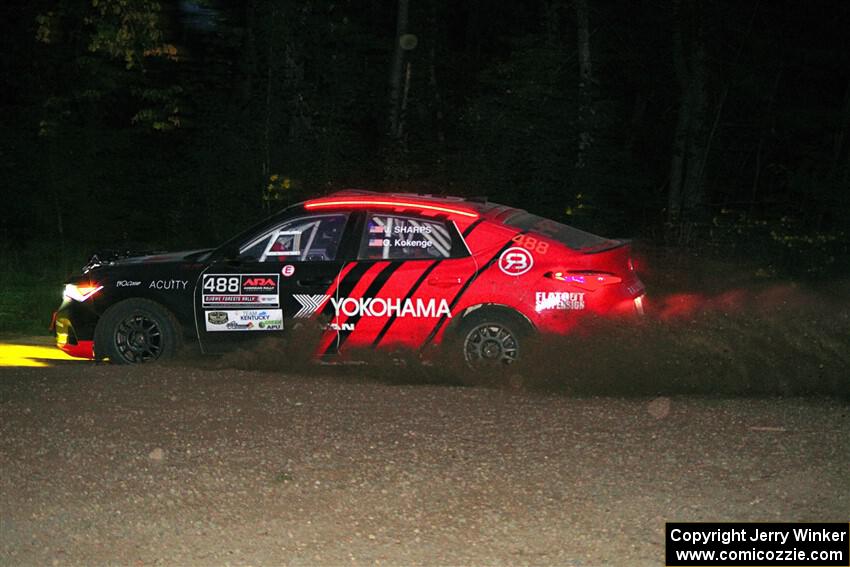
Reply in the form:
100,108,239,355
502,211,616,250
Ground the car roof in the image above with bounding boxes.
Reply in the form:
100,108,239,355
304,189,520,222
303,190,620,252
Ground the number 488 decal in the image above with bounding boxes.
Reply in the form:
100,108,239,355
511,233,549,254
203,276,241,293
201,274,280,307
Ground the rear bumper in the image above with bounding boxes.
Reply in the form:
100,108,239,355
633,294,646,315
531,285,647,336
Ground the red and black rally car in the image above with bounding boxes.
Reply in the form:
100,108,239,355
53,190,646,367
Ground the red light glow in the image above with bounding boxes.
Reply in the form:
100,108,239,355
304,198,479,218
548,271,623,292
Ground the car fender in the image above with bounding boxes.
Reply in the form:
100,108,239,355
452,303,536,334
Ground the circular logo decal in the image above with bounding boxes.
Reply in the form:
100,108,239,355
498,247,534,276
208,311,229,325
281,265,295,277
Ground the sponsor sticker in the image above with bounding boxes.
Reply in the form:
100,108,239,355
116,280,141,288
202,274,279,307
149,279,189,290
205,309,284,332
394,238,432,249
332,297,451,318
498,247,534,276
394,224,432,234
204,294,277,304
241,276,277,292
207,311,229,325
281,265,295,277
535,291,586,311
293,294,330,318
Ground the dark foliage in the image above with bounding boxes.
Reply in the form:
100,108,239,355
1,0,848,278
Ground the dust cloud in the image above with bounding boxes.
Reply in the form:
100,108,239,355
518,282,850,396
200,280,850,397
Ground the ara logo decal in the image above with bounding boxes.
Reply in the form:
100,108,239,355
242,277,276,290
498,247,533,276
293,294,330,318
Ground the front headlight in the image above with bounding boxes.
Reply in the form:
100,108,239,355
63,283,103,302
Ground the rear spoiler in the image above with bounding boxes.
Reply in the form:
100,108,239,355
580,239,630,254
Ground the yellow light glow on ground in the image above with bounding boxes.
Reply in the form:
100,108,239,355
0,343,86,368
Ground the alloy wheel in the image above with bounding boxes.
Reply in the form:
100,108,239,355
463,323,519,367
114,313,163,363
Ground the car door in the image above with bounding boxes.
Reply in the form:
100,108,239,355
195,213,353,354
326,211,478,356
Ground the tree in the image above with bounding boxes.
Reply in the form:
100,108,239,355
667,0,708,225
574,0,593,171
388,0,411,140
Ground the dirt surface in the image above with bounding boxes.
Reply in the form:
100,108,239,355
1,364,849,567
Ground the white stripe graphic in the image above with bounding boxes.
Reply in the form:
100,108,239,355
293,294,330,318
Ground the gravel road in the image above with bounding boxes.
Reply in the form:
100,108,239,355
1,364,848,566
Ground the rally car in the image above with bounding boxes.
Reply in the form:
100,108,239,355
53,190,646,368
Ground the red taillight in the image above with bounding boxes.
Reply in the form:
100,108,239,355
546,271,622,292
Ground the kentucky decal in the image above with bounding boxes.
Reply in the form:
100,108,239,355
205,309,283,331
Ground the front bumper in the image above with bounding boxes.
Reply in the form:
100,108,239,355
54,316,95,359
53,300,98,360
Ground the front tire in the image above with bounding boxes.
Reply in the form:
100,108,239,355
94,299,181,364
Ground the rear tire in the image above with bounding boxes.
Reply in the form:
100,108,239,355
455,309,532,373
94,299,181,364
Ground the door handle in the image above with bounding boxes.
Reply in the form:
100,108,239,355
427,276,462,287
298,277,334,286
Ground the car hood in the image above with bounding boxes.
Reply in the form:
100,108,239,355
83,248,213,273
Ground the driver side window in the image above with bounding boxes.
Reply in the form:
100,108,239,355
239,214,349,262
